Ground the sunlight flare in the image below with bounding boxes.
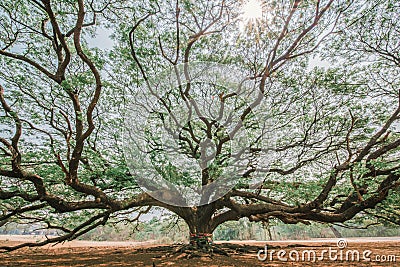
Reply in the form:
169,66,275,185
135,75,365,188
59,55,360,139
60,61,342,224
241,0,263,23
239,0,267,34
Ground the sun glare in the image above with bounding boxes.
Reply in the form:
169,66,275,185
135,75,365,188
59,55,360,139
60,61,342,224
242,0,263,22
238,0,265,33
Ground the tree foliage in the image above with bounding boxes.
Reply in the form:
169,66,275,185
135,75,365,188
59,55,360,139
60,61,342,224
0,0,399,251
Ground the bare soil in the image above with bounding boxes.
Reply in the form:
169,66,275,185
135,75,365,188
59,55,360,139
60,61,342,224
0,236,399,266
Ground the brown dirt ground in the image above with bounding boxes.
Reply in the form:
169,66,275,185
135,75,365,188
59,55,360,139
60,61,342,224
0,237,399,267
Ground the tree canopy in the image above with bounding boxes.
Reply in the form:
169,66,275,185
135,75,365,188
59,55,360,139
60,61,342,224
0,0,399,251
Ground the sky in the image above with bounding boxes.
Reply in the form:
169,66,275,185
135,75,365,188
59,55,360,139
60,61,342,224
88,26,332,69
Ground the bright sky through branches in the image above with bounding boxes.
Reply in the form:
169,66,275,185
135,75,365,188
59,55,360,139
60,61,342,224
239,0,265,33
241,0,263,22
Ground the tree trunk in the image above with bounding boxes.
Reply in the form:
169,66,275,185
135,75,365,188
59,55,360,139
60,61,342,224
182,204,216,248
330,225,342,238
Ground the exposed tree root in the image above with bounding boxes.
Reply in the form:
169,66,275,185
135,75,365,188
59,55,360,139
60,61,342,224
162,243,273,259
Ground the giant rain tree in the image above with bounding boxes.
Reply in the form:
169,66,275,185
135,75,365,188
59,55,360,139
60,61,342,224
0,0,399,250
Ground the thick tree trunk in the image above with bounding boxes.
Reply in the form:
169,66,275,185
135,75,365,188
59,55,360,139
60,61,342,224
181,204,216,248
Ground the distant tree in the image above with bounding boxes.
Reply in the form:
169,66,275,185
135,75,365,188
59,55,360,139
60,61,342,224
0,0,399,251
